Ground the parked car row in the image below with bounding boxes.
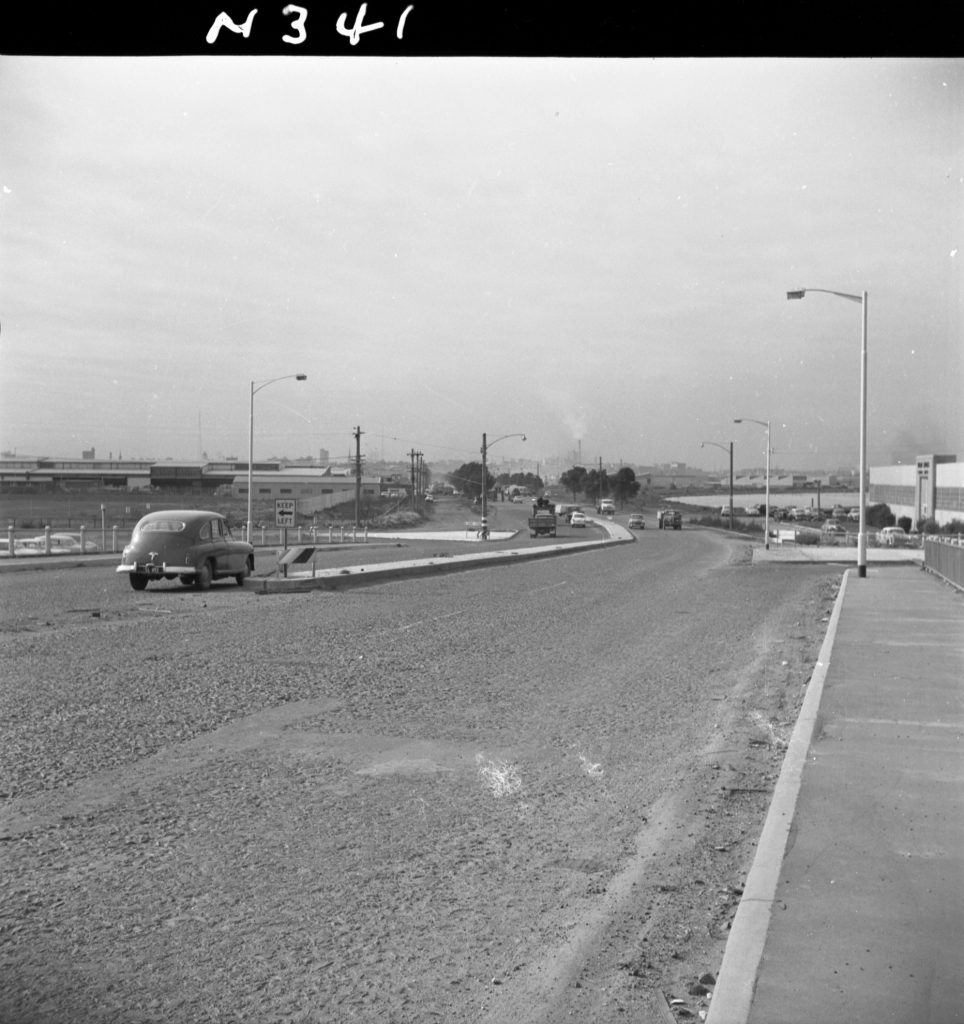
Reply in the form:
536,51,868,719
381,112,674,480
724,505,864,523
780,506,862,522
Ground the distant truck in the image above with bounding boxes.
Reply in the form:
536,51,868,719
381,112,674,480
528,497,558,537
596,498,615,515
657,508,682,530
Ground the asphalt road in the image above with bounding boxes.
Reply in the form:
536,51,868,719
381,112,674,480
0,525,842,1024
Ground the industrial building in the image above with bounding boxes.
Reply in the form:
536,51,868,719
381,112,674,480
870,454,963,527
0,456,381,513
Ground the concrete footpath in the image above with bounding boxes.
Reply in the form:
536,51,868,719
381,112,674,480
708,564,964,1024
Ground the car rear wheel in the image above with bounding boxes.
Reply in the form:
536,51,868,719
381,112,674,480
194,561,213,591
129,574,148,591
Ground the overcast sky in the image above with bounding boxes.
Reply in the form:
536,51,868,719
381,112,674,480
1,56,961,474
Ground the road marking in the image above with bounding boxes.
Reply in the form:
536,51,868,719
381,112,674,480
526,580,569,594
397,609,468,631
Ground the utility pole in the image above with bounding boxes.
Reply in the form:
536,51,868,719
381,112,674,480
409,449,417,509
353,426,364,527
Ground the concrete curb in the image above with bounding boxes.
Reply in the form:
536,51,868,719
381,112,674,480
244,523,634,594
0,554,119,573
752,545,922,565
705,569,851,1024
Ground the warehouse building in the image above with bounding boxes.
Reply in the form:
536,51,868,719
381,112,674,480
870,454,962,527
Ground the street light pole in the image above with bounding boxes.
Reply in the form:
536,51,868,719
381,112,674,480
788,287,868,577
247,373,307,543
700,440,734,529
734,419,770,549
480,431,526,540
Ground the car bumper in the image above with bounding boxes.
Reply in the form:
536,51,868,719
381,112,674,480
116,562,195,576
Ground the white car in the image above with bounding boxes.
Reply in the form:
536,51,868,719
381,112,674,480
569,511,589,528
0,538,44,557
30,533,101,554
877,526,910,547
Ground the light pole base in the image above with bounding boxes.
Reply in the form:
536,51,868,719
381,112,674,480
858,564,867,578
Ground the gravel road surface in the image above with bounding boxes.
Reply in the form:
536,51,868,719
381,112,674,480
0,522,841,1023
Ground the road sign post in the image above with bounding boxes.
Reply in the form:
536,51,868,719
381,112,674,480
275,499,296,528
276,500,296,576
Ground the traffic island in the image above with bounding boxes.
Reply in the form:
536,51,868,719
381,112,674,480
244,521,634,594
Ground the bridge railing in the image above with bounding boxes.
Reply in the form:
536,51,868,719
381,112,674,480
923,535,964,591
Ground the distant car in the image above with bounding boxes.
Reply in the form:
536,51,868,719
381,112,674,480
847,507,861,521
0,538,44,557
116,510,254,591
511,494,524,503
627,513,645,530
822,522,846,537
877,526,910,547
569,511,589,528
30,533,100,554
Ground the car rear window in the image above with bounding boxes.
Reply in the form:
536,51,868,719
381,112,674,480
139,519,187,533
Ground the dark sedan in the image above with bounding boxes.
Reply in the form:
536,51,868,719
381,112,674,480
116,510,254,591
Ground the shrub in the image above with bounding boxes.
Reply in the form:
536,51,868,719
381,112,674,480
865,503,895,529
917,517,940,534
897,516,912,533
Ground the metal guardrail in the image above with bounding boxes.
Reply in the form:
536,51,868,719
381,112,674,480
923,536,964,591
243,524,370,546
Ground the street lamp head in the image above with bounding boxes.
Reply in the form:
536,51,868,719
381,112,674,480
787,289,806,300
733,418,743,424
296,374,307,381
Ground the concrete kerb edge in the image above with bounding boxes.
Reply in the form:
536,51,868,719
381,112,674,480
705,568,851,1024
244,533,634,594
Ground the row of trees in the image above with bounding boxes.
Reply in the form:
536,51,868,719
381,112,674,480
445,467,545,501
558,466,641,505
444,464,642,506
